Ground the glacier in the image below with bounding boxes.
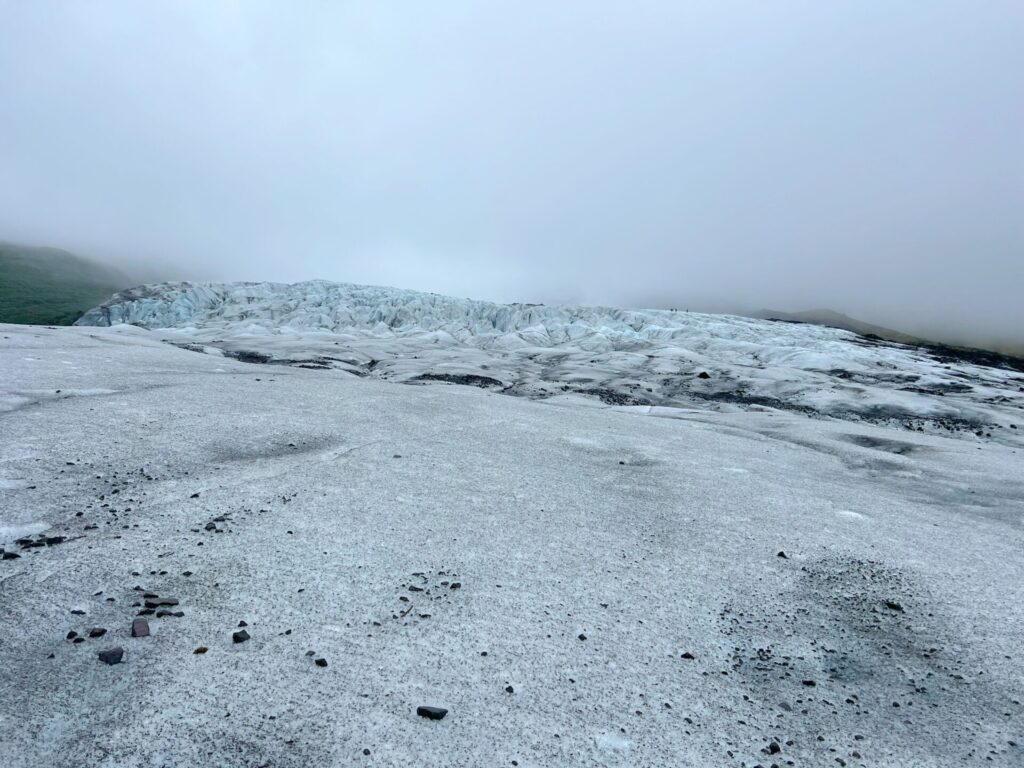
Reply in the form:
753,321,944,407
0,284,1019,766
76,280,1024,443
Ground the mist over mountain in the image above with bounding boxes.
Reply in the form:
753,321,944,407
1,3,1020,350
0,242,133,325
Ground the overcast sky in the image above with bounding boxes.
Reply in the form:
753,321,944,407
1,1,1021,345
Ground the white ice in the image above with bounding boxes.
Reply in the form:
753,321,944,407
74,281,1024,443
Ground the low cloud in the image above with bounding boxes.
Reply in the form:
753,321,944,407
1,2,1020,348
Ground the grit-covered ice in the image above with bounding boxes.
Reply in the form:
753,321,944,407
0,286,1020,767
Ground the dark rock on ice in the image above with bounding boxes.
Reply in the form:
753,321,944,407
416,705,448,720
144,597,179,608
98,647,123,665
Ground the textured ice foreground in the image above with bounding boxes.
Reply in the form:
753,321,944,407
77,281,1024,442
1,309,1021,766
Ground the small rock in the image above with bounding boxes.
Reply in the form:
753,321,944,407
237,620,247,627
2,551,20,560
66,630,78,640
98,647,124,665
449,582,462,590
680,652,695,660
578,633,587,641
885,600,904,612
131,618,150,638
144,597,179,609
416,706,448,720
70,609,85,615
777,551,788,559
88,627,107,638
315,657,328,668
505,685,514,693
233,629,250,643
193,646,208,655
802,679,817,687
190,492,200,498
697,371,711,379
